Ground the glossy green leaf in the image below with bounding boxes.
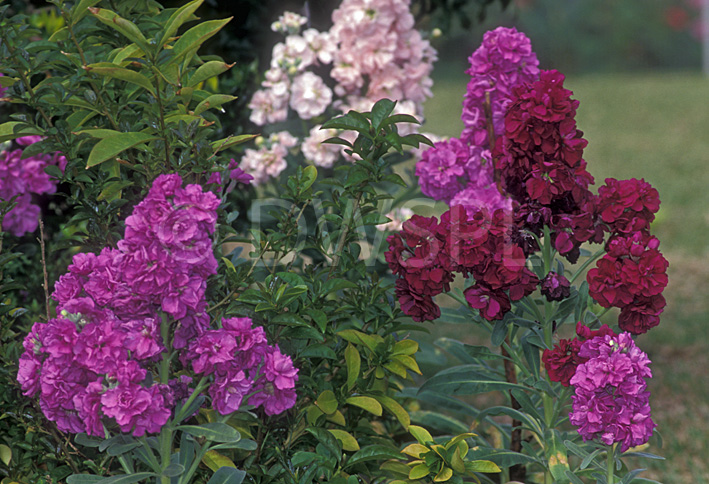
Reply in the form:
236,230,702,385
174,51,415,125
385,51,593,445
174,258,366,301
434,466,453,482
194,94,237,115
159,0,203,47
0,122,42,143
211,134,257,153
202,450,236,472
408,425,433,445
345,396,381,416
171,18,232,63
89,9,151,56
345,444,406,468
369,98,396,131
409,463,430,480
112,44,145,65
374,395,410,428
86,132,158,168
392,339,418,356
328,429,359,451
188,61,234,87
344,344,361,391
464,460,501,473
315,390,338,415
205,467,246,484
0,444,11,466
72,0,102,24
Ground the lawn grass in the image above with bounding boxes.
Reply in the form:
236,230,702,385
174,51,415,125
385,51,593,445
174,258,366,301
421,69,709,482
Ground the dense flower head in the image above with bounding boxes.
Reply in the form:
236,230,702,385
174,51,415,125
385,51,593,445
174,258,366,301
543,322,617,387
415,138,468,202
597,177,660,235
0,137,66,236
461,26,540,146
570,332,656,452
540,271,571,302
238,132,297,186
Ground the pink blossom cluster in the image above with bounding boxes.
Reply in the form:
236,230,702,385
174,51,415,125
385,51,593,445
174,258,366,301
386,205,538,322
0,136,66,236
570,332,656,452
184,317,298,416
245,2,436,183
17,174,297,436
239,131,297,185
416,27,538,215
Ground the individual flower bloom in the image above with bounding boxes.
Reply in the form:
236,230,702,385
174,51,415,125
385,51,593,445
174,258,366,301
570,333,656,452
206,172,222,185
271,11,307,34
39,362,90,434
73,379,105,437
41,317,79,363
302,125,340,168
189,330,238,375
169,375,194,402
238,145,287,186
303,28,336,64
575,321,617,342
53,273,84,304
222,317,268,354
248,88,288,126
1,194,41,236
618,294,666,335
210,369,253,415
415,138,468,203
540,271,571,302
597,178,660,234
542,338,583,387
248,377,297,416
17,351,42,397
377,207,414,232
464,284,511,321
101,381,153,434
394,278,441,322
228,159,254,185
131,385,172,436
261,348,299,391
587,256,634,308
67,252,98,276
289,72,333,119
74,320,128,375
123,317,164,360
161,275,207,319
173,301,210,350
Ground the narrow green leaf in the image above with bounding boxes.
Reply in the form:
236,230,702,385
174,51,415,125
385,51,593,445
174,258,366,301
72,0,102,24
374,395,410,428
66,476,104,484
97,181,133,201
211,134,257,153
171,18,232,63
86,65,155,94
89,9,151,56
112,44,145,65
345,444,406,469
95,473,156,484
188,61,234,87
545,429,571,484
0,122,42,143
344,344,361,391
194,94,237,115
86,132,158,168
161,463,185,477
176,423,241,443
160,0,203,48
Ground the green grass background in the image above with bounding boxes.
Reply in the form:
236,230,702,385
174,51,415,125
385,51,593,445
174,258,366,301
421,68,709,482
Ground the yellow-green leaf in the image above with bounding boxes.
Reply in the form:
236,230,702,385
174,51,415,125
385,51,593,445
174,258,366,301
328,429,359,451
434,466,453,482
314,389,338,415
86,132,158,168
187,61,234,88
392,354,422,375
408,425,433,445
48,26,70,42
444,433,476,450
0,122,42,143
72,0,102,24
306,404,324,425
451,447,465,474
345,396,381,416
0,76,17,88
159,0,203,48
326,410,346,427
172,18,232,64
154,63,180,86
465,460,501,473
380,460,411,475
401,443,428,459
164,114,213,127
112,44,145,65
211,134,257,153
384,360,408,379
409,463,430,480
194,94,237,115
76,128,122,138
374,395,410,429
392,339,418,356
87,65,155,95
89,8,151,56
0,444,11,466
344,343,361,391
97,180,132,201
201,450,236,472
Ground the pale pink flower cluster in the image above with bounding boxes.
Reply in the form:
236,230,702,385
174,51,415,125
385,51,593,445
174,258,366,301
377,207,414,232
271,11,308,35
239,132,297,186
301,125,340,168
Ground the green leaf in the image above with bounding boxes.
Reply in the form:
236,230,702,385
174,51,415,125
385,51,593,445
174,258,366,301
328,430,360,451
476,406,544,437
434,466,453,482
408,425,433,445
419,365,528,396
370,98,396,131
211,134,257,153
89,9,151,56
464,460,501,473
302,165,317,191
392,339,418,356
545,429,571,484
0,444,11,466
202,450,236,472
112,44,146,65
176,423,241,443
72,0,102,24
86,132,158,168
315,390,338,415
161,463,185,478
171,18,232,64
94,473,156,484
465,448,539,468
160,0,203,48
344,344,361,391
564,470,587,484
345,444,406,469
409,463,430,480
205,467,246,484
86,65,155,95
379,113,421,129
66,476,104,484
0,122,42,143
374,395,410,428
345,396,381,416
188,61,235,87
194,94,237,115
322,112,370,132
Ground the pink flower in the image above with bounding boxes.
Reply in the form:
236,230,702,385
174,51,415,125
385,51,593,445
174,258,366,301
289,72,333,119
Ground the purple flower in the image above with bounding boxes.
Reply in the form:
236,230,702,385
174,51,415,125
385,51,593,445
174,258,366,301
210,369,253,415
540,271,571,302
415,138,467,203
189,330,238,375
123,317,164,361
569,333,656,452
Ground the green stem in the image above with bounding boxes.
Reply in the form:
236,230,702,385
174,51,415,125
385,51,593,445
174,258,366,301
569,247,606,284
328,190,363,277
542,225,552,274
607,443,617,484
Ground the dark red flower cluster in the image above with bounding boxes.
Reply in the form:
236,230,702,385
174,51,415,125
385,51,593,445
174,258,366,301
386,206,538,322
386,215,455,322
597,178,660,235
587,231,668,334
540,271,571,302
542,322,616,386
495,70,604,263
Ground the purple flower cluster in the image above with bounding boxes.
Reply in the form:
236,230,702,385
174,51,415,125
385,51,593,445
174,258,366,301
0,136,66,236
185,317,298,416
416,27,538,215
569,333,656,452
17,174,298,436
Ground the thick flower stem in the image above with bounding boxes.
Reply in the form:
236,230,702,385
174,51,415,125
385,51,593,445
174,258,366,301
607,444,617,484
501,334,526,482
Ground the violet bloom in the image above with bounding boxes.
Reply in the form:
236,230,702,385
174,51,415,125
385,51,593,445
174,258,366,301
569,333,656,452
415,138,468,203
210,369,253,415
